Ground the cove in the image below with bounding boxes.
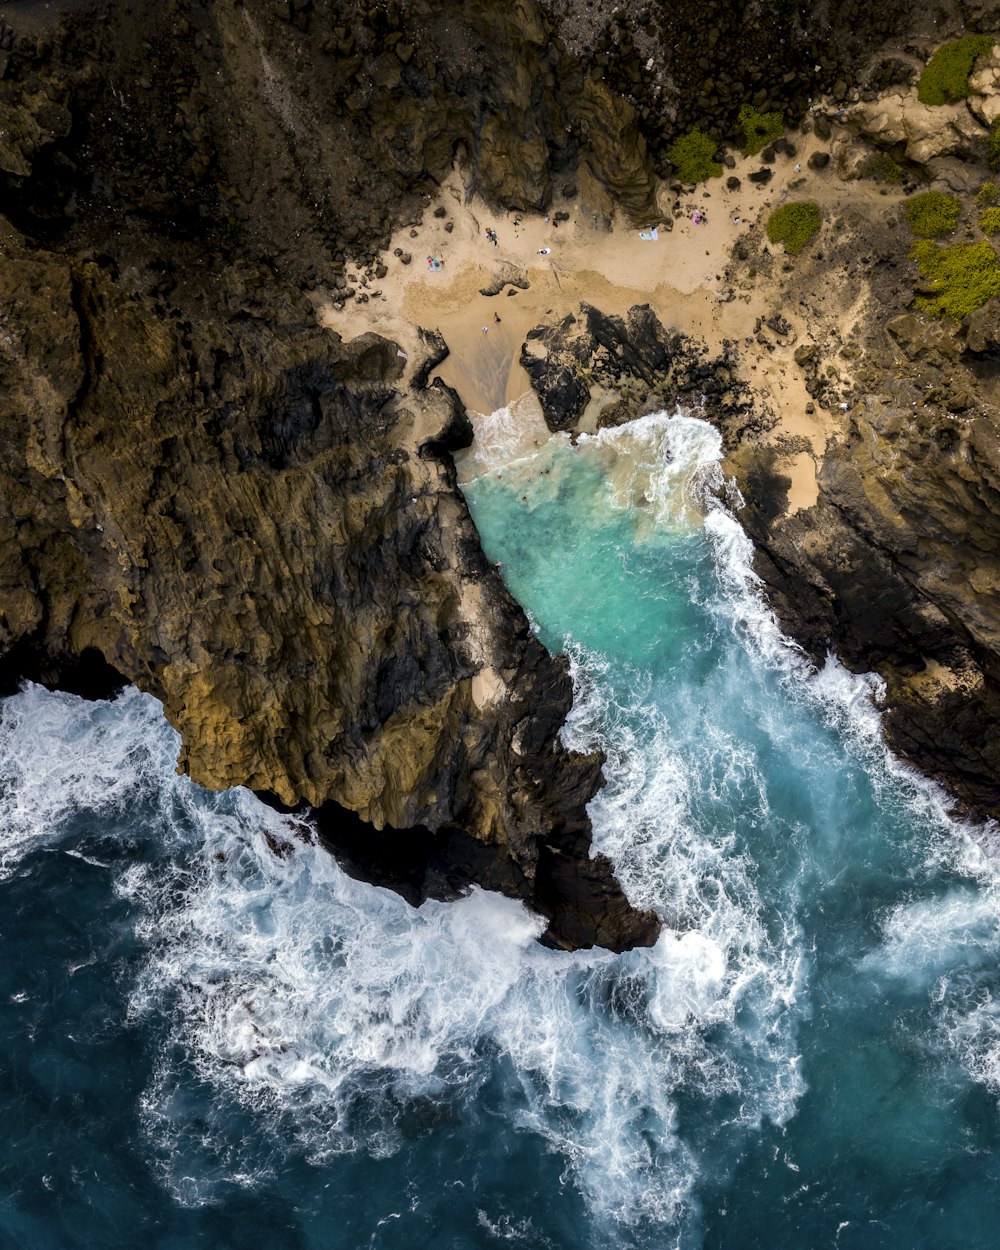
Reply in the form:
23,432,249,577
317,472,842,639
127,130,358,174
2,409,1000,1248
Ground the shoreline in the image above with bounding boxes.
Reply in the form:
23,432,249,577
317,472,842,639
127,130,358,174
314,119,902,513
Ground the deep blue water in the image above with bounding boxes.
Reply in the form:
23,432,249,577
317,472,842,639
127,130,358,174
3,410,1000,1249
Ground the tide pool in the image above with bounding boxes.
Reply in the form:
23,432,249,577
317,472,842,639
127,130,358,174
1,408,1000,1249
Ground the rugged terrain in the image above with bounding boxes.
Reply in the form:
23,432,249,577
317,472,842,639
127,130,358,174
4,0,1000,947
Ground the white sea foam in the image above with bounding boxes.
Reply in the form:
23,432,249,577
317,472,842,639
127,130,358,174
700,472,964,835
0,689,781,1233
0,408,795,1231
4,405,998,1240
125,811,711,1226
578,410,724,535
0,683,170,879
656,413,1000,1109
0,676,699,1225
456,391,553,481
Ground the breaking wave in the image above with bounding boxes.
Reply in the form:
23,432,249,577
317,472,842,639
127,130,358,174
2,405,999,1248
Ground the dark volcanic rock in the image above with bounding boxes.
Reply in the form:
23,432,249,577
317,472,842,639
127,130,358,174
0,222,657,953
520,317,592,429
728,316,1000,823
0,0,983,944
0,0,682,951
520,303,762,441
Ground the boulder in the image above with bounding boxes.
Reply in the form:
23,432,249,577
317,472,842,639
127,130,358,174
848,89,986,166
968,45,1000,127
964,296,1000,353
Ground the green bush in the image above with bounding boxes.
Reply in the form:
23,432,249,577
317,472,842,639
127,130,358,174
977,180,999,206
903,191,960,238
766,201,821,255
917,35,993,105
981,207,1000,234
667,127,722,184
860,152,905,184
911,239,1000,318
737,104,784,157
989,119,1000,172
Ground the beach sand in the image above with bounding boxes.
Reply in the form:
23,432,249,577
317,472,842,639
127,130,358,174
312,123,905,511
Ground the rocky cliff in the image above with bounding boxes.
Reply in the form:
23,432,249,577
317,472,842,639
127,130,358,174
731,305,1000,821
0,214,664,949
4,0,1000,947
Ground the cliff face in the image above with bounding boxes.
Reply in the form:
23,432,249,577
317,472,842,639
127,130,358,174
732,309,1000,820
3,0,999,948
0,0,688,949
0,217,659,949
1,0,944,284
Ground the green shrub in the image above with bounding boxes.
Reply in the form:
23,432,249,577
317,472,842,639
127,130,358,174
917,35,993,105
903,191,960,238
737,104,784,157
766,201,821,255
911,238,1000,318
860,152,905,184
981,207,1000,234
977,180,999,206
667,127,722,183
990,119,1000,171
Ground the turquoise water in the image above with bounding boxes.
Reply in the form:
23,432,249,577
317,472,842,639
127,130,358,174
3,409,1000,1248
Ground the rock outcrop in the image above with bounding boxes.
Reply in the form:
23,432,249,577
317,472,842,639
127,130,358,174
0,218,658,950
1,0,997,947
514,283,1000,827
520,304,761,438
729,303,1000,821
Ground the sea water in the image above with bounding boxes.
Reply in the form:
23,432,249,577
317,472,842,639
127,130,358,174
3,409,1000,1249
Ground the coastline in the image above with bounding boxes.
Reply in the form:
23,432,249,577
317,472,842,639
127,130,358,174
4,0,1000,939
312,66,1000,830
318,124,890,511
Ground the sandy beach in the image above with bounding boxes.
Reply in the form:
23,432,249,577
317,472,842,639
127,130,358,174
314,120,907,511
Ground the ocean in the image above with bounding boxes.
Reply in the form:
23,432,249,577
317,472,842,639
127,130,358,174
3,408,1000,1249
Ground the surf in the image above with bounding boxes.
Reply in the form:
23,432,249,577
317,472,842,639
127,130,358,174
3,403,1000,1248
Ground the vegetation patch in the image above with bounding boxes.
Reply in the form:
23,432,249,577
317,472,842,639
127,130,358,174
737,104,783,157
667,127,722,184
911,239,1000,319
903,191,960,238
917,35,993,105
990,119,1000,172
766,201,821,255
981,208,1000,235
977,180,999,206
859,152,905,184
